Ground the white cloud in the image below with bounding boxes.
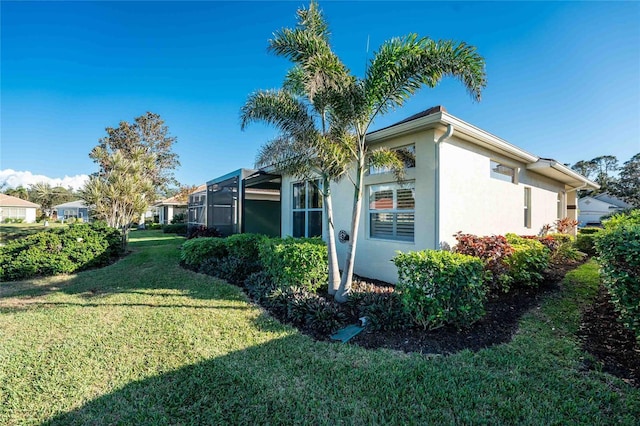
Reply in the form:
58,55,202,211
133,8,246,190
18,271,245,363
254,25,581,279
0,169,89,191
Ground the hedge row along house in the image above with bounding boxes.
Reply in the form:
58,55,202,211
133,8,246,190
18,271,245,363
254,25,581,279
190,106,599,283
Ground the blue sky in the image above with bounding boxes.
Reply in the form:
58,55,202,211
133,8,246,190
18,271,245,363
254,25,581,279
1,1,639,189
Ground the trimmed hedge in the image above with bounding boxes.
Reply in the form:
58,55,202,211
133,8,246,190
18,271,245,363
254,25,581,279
505,234,550,287
180,237,227,269
259,237,328,292
575,231,601,256
0,223,122,281
163,223,187,235
595,210,640,341
393,250,486,330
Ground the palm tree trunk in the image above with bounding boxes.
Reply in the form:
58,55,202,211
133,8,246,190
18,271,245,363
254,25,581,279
335,152,366,303
323,176,340,294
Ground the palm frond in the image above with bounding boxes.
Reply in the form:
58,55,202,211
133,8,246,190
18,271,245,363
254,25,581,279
364,34,486,122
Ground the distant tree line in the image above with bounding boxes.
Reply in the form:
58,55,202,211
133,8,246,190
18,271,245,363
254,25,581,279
571,153,640,207
2,183,78,218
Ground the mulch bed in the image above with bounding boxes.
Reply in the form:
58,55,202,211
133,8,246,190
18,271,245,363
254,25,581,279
348,274,562,355
579,286,640,387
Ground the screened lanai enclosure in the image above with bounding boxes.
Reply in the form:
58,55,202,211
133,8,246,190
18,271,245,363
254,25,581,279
205,169,281,237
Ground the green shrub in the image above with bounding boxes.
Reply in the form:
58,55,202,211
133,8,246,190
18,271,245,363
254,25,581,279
505,234,550,287
575,232,600,256
244,271,277,303
453,232,514,293
163,223,187,234
0,223,122,281
595,211,640,342
225,233,267,263
259,237,328,292
578,227,601,235
216,256,261,286
602,209,640,229
180,237,227,269
347,290,410,331
392,250,487,330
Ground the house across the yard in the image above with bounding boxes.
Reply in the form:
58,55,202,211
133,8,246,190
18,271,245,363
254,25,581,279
202,106,599,283
53,200,90,222
153,195,187,225
187,184,207,228
0,194,40,223
578,193,631,227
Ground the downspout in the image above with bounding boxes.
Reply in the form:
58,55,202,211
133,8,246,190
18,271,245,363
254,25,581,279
435,124,454,249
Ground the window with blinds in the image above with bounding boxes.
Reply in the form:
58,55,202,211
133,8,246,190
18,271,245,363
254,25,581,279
368,182,415,241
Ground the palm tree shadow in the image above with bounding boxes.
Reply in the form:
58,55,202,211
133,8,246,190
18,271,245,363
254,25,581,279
41,334,352,425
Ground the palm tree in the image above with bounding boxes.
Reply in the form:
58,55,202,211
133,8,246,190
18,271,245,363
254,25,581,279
241,2,354,294
264,2,486,302
81,148,155,249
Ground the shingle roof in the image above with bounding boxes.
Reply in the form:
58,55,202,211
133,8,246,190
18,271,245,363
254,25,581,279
0,194,40,208
53,200,89,209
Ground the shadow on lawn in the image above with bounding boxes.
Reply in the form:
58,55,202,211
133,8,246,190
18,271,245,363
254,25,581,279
41,335,350,425
0,234,242,305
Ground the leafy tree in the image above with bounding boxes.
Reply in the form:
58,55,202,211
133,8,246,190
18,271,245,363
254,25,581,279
571,160,597,181
4,186,29,200
89,112,180,194
612,153,640,207
261,1,486,302
82,113,180,248
80,148,155,249
28,183,75,217
591,155,619,193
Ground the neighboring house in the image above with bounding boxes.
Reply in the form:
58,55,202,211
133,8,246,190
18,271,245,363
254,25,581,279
277,106,598,283
53,200,90,222
204,169,281,237
578,193,631,226
153,195,187,225
187,184,207,228
0,194,40,223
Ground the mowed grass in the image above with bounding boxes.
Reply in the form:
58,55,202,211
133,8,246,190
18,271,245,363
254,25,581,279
0,222,67,244
1,231,638,424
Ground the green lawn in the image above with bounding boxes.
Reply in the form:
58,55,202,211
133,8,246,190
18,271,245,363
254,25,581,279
0,222,67,244
1,230,638,424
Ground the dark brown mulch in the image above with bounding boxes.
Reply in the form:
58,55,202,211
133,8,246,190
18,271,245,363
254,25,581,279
579,286,640,387
348,278,560,355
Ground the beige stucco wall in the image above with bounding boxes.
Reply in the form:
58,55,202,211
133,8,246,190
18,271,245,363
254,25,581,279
25,207,37,223
438,136,565,248
279,128,572,284
280,129,438,284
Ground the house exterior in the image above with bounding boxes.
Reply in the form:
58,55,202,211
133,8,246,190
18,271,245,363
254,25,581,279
153,195,187,225
578,193,631,226
0,194,40,223
53,200,89,222
187,184,207,228
277,106,599,283
204,169,281,237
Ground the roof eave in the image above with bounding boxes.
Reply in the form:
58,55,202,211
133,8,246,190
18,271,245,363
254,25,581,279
366,111,539,164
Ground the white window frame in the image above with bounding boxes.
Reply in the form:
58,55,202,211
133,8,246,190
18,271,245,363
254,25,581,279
292,179,323,238
368,144,416,175
490,159,517,184
368,181,415,242
524,187,532,228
